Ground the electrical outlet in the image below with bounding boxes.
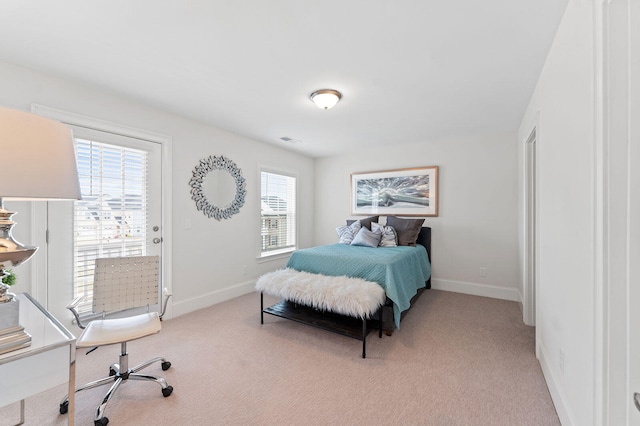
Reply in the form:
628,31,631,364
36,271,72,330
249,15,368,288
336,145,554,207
559,349,565,374
479,267,487,277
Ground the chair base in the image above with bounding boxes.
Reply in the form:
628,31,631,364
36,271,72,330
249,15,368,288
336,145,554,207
60,342,173,425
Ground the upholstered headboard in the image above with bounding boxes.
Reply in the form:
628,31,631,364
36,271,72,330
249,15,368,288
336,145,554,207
416,227,432,288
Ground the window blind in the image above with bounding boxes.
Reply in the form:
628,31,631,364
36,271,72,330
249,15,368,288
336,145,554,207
73,138,148,314
260,171,296,255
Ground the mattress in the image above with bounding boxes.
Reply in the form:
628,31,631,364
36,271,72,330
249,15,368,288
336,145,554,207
285,243,431,328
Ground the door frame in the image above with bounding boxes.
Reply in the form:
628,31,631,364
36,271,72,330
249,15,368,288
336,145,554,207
29,104,174,319
593,0,637,423
523,127,538,332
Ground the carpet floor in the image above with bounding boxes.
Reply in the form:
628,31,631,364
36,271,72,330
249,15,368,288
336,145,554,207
0,290,559,425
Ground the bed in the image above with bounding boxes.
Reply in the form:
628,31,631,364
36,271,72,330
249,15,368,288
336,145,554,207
284,226,431,330
258,220,431,355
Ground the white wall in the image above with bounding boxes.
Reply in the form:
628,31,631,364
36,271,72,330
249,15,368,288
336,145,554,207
314,131,520,301
0,60,315,318
518,1,594,424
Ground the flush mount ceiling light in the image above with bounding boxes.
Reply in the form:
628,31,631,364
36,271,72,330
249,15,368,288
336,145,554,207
310,89,342,110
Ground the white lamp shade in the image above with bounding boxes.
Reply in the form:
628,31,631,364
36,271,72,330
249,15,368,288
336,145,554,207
310,89,342,110
0,106,81,200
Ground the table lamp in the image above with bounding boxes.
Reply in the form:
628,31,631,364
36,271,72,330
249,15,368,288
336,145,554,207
0,106,81,354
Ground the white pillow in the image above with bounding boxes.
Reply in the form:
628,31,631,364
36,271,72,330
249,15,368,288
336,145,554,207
336,220,362,244
350,226,383,248
372,222,398,247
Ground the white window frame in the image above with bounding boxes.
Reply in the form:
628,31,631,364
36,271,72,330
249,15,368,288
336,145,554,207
259,167,298,260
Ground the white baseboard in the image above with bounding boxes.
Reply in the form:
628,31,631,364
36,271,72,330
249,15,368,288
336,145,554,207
431,278,520,302
171,278,521,318
517,288,524,314
538,341,576,425
171,279,256,318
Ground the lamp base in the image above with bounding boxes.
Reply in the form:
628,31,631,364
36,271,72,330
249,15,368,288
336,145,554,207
0,298,32,355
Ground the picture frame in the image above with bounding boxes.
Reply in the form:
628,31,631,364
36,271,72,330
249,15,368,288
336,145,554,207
350,166,439,217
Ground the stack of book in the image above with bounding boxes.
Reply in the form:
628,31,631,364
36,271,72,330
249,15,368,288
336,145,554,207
0,324,31,355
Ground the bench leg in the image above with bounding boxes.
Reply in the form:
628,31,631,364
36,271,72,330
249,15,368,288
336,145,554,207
362,318,367,358
260,292,264,324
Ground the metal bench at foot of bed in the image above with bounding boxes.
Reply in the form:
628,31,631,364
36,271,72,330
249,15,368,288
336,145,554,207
256,269,386,358
260,293,383,358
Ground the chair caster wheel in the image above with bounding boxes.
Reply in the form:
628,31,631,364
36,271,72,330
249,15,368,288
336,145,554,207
109,368,117,376
59,401,69,414
95,417,109,425
161,361,171,371
162,385,173,397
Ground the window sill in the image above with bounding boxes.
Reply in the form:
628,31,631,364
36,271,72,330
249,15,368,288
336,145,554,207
257,248,295,263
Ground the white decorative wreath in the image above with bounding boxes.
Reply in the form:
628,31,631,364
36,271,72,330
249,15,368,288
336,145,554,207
189,155,246,220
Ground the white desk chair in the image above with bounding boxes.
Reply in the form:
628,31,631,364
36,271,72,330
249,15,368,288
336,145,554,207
59,255,173,426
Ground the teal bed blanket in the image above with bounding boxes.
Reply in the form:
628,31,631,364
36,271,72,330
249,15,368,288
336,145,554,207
285,244,431,328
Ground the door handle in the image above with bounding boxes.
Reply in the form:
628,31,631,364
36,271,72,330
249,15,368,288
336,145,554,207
153,237,163,244
634,393,640,412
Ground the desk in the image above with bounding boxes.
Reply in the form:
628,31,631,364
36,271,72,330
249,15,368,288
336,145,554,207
0,293,76,425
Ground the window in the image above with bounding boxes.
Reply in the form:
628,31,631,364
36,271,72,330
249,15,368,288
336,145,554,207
73,139,150,314
260,171,296,256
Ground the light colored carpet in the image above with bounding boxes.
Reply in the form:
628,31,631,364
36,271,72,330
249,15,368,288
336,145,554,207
0,290,559,425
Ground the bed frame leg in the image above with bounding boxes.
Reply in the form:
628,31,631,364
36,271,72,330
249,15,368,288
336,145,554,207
362,318,367,358
260,292,264,324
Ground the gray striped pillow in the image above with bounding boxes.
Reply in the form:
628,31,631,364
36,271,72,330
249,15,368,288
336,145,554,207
336,220,362,244
372,222,398,247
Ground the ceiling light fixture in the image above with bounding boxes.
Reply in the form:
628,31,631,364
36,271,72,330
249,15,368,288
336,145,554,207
310,89,342,110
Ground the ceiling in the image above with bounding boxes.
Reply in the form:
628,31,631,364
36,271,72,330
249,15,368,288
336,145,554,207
0,0,568,158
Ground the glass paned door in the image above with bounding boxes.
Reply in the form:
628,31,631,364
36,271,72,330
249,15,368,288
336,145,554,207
46,127,162,325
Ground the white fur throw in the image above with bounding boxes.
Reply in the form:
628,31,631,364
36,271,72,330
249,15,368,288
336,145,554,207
256,268,385,319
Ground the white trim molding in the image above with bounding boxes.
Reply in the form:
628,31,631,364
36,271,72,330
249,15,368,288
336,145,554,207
171,280,256,318
538,340,577,425
522,122,539,328
431,278,520,302
592,0,638,424
30,104,171,144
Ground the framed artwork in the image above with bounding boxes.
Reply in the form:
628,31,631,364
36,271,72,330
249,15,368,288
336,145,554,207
350,166,439,217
